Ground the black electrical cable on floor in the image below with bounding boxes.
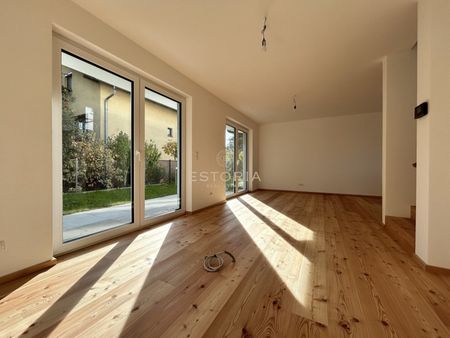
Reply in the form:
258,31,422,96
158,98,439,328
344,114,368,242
202,251,236,272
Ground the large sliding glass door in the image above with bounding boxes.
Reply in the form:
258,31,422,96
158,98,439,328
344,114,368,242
225,122,248,197
53,37,184,253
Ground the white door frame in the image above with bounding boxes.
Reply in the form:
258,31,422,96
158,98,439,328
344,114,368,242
225,120,249,198
52,35,185,255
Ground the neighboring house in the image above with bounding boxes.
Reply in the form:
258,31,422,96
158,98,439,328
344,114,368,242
62,65,178,161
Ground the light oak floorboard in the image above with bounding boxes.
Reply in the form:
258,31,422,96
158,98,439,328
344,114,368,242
0,191,449,337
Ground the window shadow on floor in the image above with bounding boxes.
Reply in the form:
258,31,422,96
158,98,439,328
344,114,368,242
117,191,325,336
18,234,137,337
237,197,315,262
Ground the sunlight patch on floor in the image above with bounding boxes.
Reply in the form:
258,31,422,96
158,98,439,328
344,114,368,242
0,240,128,337
240,194,314,241
228,198,314,312
76,222,173,337
28,222,172,338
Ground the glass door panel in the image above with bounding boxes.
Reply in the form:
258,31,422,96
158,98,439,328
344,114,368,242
225,125,236,195
61,51,133,243
225,123,248,197
237,130,248,192
144,88,181,219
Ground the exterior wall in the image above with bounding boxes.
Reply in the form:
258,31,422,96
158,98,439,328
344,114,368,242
99,84,131,141
144,101,178,161
62,67,178,161
62,66,101,121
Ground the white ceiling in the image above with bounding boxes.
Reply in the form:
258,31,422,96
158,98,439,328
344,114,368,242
72,0,417,124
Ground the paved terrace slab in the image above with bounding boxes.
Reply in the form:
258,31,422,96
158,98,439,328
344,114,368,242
63,194,179,242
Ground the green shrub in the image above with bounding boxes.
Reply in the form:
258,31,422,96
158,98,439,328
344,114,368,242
64,132,115,191
145,140,163,184
108,131,131,187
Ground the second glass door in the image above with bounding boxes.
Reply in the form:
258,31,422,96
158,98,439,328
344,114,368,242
225,123,248,197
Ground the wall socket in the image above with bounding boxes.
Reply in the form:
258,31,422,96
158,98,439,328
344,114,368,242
0,240,6,252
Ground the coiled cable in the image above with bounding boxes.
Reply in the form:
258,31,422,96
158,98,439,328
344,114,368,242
202,251,236,272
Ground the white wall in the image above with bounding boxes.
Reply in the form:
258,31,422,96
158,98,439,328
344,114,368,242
0,0,258,277
259,113,382,196
382,49,417,222
415,0,450,269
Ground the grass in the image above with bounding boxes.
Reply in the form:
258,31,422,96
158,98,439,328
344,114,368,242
63,183,177,215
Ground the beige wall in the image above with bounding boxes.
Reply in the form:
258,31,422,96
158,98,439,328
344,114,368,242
382,49,417,222
416,0,450,268
259,112,382,196
0,0,258,277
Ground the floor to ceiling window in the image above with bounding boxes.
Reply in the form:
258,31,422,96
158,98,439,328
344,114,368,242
53,37,185,253
225,122,248,197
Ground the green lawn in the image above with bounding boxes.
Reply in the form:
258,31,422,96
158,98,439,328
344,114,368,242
63,183,177,215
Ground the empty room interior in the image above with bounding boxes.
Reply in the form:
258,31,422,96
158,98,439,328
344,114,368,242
1,0,450,337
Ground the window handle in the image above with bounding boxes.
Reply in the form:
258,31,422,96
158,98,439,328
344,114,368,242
136,150,141,162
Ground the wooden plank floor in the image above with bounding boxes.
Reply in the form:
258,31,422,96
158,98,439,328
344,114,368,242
0,191,449,337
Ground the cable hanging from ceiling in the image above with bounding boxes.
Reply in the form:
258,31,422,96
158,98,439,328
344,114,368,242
293,95,297,110
261,16,268,50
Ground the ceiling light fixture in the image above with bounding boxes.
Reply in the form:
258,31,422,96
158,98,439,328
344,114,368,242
261,17,267,50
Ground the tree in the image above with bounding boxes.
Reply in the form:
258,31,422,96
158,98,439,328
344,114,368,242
162,141,178,183
162,141,177,160
76,133,115,190
62,86,115,192
61,86,82,192
108,131,131,187
145,140,163,184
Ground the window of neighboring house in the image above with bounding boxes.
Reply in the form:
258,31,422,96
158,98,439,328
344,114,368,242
84,107,94,131
77,107,94,131
167,127,173,137
64,72,72,91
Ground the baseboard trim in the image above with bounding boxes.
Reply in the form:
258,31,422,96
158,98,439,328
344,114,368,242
0,258,57,285
413,254,450,275
385,215,414,225
186,200,226,215
186,190,260,215
257,188,381,199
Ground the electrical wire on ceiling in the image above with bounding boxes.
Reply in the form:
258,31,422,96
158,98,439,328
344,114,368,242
261,17,267,50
